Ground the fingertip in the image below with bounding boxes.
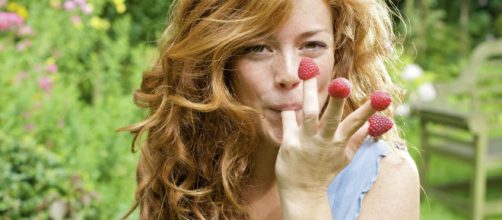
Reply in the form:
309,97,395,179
367,113,394,137
370,91,392,111
328,77,352,98
298,57,320,80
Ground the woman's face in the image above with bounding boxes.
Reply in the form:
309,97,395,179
233,0,334,147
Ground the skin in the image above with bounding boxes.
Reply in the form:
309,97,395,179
233,0,420,219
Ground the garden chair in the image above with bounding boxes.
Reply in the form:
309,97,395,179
411,39,502,220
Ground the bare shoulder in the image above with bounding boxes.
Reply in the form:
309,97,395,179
358,146,420,220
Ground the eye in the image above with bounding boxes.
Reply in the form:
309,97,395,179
302,41,327,50
244,44,272,54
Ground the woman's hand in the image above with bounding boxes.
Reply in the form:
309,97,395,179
275,58,392,219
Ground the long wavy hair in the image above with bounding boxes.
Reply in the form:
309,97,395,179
119,0,404,219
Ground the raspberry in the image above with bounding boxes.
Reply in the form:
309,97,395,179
370,91,392,111
298,57,319,80
328,77,352,98
368,113,393,137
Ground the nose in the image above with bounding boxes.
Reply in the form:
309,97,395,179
273,53,301,90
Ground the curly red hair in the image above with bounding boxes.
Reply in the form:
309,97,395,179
120,0,404,219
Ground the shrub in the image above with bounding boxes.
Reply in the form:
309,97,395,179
1,0,154,218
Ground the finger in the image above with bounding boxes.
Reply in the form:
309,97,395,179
370,91,392,111
346,122,369,159
302,78,319,136
336,102,375,142
336,91,392,142
319,98,344,140
349,122,369,148
281,110,299,146
298,57,320,136
319,78,352,140
367,113,394,138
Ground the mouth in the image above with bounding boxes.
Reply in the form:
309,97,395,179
269,103,303,112
265,103,303,121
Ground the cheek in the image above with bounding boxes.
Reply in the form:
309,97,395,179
233,60,269,106
317,58,334,103
233,61,254,97
318,71,331,91
317,80,330,108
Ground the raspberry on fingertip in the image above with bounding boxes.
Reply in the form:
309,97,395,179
328,77,352,98
368,113,393,137
370,91,392,111
298,57,320,80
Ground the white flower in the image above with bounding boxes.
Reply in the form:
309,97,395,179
417,83,436,102
395,104,411,116
401,64,423,81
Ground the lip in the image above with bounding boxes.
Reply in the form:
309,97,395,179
269,103,303,112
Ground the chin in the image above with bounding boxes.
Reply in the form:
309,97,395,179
257,118,283,148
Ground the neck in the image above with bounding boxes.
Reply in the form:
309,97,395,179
243,140,283,220
251,140,280,186
243,139,280,198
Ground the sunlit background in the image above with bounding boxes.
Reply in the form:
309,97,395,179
1,0,501,219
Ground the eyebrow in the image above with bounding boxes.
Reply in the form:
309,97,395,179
266,29,331,44
298,29,330,39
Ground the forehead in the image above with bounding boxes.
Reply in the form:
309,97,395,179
276,0,332,37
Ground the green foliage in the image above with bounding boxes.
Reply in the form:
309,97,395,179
397,0,501,83
495,14,502,37
116,0,172,44
398,0,462,81
1,0,153,218
0,132,100,219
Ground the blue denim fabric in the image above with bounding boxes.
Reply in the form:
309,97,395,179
327,138,391,220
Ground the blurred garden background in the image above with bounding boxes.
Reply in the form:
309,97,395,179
1,0,501,219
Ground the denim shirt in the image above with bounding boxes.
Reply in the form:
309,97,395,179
327,138,392,220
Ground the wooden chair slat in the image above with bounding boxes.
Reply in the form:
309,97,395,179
427,132,476,148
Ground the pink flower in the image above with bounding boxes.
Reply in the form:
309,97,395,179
74,0,86,6
25,124,35,131
46,63,58,73
81,4,93,14
0,0,5,8
63,0,77,11
15,71,28,83
34,64,42,72
0,12,24,31
22,111,31,119
70,15,81,25
16,40,32,51
52,50,62,59
17,25,34,36
39,76,53,92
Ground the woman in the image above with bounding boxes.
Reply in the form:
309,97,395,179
120,0,420,219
